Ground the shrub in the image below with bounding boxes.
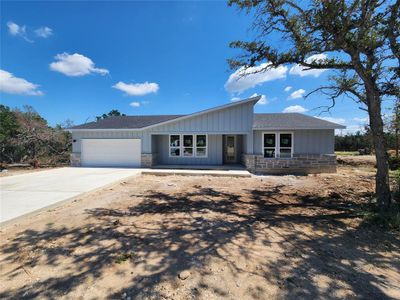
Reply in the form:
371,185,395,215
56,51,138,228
388,156,400,171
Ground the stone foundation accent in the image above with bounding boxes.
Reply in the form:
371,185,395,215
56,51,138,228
70,152,81,167
141,153,157,168
242,153,337,174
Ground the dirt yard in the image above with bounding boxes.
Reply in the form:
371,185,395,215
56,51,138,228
1,164,399,300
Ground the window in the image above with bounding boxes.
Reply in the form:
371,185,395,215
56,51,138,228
169,134,208,158
279,133,292,158
263,132,293,158
196,135,207,157
183,135,194,157
170,135,180,157
263,133,276,158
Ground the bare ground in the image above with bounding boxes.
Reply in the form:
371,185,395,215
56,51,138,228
0,165,399,300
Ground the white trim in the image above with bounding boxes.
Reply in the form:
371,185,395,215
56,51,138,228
168,134,208,158
261,131,294,158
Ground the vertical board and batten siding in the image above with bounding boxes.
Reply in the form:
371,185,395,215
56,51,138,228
147,102,254,133
253,129,335,155
155,135,223,165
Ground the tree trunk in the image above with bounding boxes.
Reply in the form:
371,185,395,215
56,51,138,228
367,91,392,212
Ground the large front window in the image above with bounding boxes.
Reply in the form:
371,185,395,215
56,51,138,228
169,134,207,158
263,132,293,158
170,135,180,157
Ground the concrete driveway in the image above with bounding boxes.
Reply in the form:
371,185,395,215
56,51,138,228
0,167,141,225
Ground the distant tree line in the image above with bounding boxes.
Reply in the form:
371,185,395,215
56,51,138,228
335,103,399,157
335,131,398,153
0,105,72,166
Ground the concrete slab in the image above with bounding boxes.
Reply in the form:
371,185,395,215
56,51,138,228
142,168,251,178
0,167,141,226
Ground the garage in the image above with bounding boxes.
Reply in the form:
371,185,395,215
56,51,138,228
81,139,141,167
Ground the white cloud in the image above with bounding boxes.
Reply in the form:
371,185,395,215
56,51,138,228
289,54,328,77
230,97,241,102
224,62,287,93
316,116,346,125
284,86,292,92
0,69,43,96
50,53,109,76
7,21,23,36
7,21,32,42
287,88,305,100
35,26,53,38
113,81,159,96
353,117,369,123
250,93,268,105
283,105,308,113
130,102,141,107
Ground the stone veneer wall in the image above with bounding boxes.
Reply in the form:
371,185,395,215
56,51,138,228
141,153,157,168
70,153,81,167
242,153,337,174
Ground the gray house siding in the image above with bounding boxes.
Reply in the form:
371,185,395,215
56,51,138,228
253,129,335,155
147,101,254,133
155,134,223,165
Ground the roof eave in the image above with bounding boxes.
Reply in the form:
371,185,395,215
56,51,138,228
253,126,346,130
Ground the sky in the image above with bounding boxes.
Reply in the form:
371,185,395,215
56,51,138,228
0,1,375,133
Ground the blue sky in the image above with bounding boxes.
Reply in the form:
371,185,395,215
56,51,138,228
1,1,372,133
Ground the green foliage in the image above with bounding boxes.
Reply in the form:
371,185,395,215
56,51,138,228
361,204,400,231
115,252,135,264
335,132,372,152
388,156,400,171
96,109,126,121
394,169,400,201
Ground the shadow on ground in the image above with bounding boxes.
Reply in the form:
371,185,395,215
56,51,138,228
1,184,399,299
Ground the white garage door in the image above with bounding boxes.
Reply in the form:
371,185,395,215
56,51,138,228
81,139,141,167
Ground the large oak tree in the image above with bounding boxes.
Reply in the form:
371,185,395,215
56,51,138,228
228,0,399,213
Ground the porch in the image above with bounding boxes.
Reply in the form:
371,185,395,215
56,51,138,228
150,134,248,167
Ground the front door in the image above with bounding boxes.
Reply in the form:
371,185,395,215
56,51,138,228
224,135,237,163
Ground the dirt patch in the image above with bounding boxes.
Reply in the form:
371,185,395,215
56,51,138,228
337,155,376,168
0,166,399,299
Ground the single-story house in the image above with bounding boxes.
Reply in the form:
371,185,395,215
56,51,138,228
68,96,345,174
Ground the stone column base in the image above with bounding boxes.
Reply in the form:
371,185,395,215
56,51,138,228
141,153,157,168
70,153,81,167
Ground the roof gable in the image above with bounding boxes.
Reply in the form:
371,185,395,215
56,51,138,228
69,96,260,131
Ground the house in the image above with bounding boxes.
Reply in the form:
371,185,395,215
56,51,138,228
68,96,345,174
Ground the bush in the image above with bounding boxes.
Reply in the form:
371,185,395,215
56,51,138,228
388,156,400,171
361,202,400,231
394,169,400,202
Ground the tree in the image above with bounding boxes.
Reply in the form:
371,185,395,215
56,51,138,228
0,105,19,162
96,109,126,121
228,0,399,213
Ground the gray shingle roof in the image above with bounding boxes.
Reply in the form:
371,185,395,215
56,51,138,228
69,112,345,130
69,115,184,130
253,113,346,129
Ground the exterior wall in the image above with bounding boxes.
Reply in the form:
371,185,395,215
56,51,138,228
155,134,223,165
147,102,254,134
242,153,337,174
253,129,335,155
